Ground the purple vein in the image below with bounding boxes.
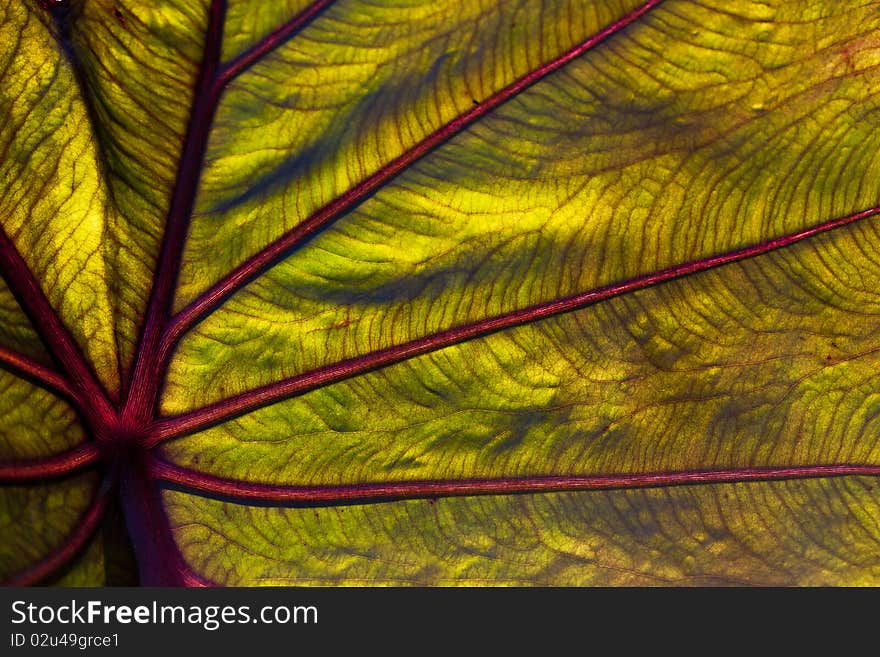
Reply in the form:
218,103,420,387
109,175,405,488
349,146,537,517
218,0,337,85
161,0,668,362
0,344,74,399
152,204,880,443
0,227,112,426
150,458,880,506
2,476,111,586
0,443,101,483
118,450,213,586
122,0,226,424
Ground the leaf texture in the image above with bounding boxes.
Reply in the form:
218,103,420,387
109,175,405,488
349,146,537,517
1,0,880,586
165,477,880,585
0,3,119,389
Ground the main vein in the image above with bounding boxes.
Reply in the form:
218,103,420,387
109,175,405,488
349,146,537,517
121,0,227,425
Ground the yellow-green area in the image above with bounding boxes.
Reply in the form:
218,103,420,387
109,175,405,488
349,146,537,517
176,0,650,310
160,219,880,486
0,3,120,390
222,0,317,61
0,371,84,461
2,0,880,585
165,476,880,586
160,0,880,584
166,0,880,409
0,473,98,582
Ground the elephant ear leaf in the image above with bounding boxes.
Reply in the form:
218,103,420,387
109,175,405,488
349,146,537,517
1,0,880,586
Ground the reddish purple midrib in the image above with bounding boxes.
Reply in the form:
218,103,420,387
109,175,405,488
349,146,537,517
152,204,880,442
0,444,101,482
150,458,880,505
161,0,669,361
119,451,214,586
2,477,111,587
0,344,74,399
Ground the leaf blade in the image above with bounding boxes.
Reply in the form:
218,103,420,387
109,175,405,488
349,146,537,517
164,476,880,586
0,472,102,585
154,0,880,585
0,2,120,394
4,0,880,587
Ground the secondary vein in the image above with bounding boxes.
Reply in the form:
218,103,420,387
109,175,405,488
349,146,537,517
150,457,880,506
0,344,75,399
217,0,337,86
0,226,113,428
0,444,101,483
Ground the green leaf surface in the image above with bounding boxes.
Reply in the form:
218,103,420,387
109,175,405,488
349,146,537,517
0,373,84,461
0,2,121,389
0,473,98,583
1,0,880,586
161,226,880,487
166,477,880,585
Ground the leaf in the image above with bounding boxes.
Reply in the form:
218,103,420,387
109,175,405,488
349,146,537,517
1,0,880,586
